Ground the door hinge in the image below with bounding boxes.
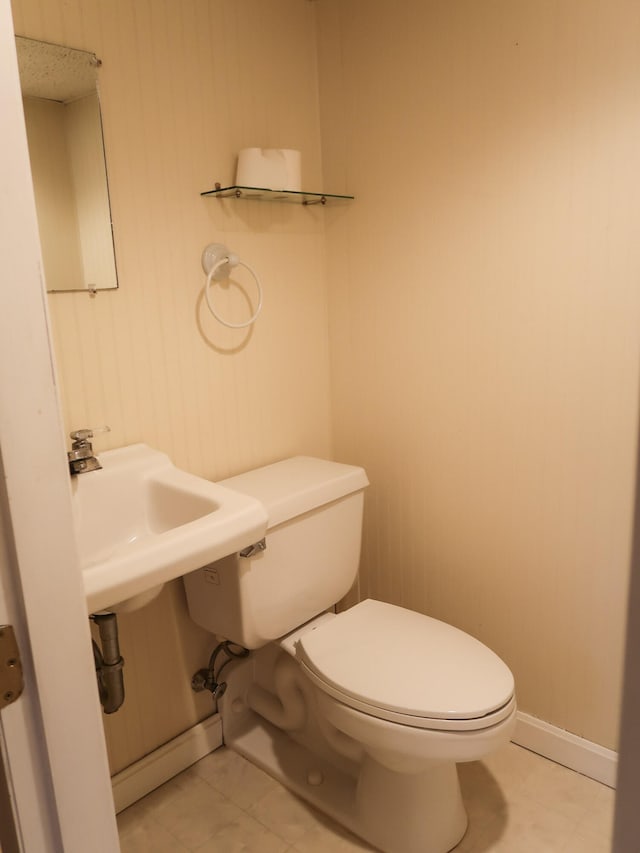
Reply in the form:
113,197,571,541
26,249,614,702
0,626,24,710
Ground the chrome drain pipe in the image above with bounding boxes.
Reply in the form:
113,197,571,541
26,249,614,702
92,613,125,714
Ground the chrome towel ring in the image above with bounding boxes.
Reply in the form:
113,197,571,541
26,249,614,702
201,243,263,329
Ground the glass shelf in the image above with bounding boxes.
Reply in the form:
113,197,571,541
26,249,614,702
200,184,354,206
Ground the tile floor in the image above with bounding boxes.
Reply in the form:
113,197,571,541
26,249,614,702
117,743,614,852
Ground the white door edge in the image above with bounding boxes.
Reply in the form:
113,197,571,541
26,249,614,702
0,3,120,851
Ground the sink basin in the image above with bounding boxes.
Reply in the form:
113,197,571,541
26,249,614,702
71,444,268,613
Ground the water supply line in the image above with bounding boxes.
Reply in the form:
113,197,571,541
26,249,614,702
191,639,250,707
91,613,125,714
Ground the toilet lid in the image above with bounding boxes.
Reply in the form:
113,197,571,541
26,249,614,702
297,600,514,724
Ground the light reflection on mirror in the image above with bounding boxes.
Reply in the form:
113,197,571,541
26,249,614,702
16,36,118,293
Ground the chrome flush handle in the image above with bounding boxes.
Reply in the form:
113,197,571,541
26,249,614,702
239,539,267,558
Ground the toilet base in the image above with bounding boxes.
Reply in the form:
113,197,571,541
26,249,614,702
226,711,467,853
357,755,467,853
221,656,469,853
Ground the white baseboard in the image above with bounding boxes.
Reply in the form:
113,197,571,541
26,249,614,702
111,714,223,813
110,708,617,814
512,711,618,788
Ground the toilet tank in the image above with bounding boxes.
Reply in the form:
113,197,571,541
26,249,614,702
183,457,368,648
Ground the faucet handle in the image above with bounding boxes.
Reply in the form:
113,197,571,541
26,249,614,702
68,427,110,475
69,426,110,444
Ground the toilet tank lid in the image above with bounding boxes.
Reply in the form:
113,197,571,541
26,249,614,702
220,457,368,528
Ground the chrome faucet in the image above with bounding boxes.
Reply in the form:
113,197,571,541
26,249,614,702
68,427,110,475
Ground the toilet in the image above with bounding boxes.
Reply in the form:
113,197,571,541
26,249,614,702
184,457,516,853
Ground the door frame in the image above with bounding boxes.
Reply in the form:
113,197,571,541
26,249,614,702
0,1,119,849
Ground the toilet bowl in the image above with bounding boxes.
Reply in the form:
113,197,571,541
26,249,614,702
184,457,516,853
270,599,514,852
294,599,516,764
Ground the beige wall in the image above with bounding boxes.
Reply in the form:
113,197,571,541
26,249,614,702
317,0,640,751
12,0,333,773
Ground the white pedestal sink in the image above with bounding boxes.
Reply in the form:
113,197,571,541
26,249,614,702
71,444,268,613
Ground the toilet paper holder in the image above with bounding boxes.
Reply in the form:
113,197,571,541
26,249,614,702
201,243,263,329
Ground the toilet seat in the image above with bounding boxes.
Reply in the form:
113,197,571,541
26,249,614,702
296,599,515,732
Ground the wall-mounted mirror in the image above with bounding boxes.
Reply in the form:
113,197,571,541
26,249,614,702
16,36,118,293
